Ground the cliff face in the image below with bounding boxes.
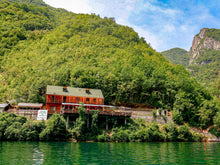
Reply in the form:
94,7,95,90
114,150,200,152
189,28,220,64
162,28,220,87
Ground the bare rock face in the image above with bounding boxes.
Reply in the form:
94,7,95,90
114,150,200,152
189,28,220,65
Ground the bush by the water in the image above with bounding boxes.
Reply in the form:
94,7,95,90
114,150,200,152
39,113,68,141
0,110,205,142
0,112,67,141
107,120,203,142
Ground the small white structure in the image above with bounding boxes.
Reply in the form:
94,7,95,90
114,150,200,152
37,110,48,120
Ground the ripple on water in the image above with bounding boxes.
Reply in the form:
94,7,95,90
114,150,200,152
0,142,220,165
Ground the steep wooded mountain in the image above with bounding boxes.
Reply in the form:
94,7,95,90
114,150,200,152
161,48,189,66
162,28,220,96
0,0,219,128
188,28,220,88
6,0,47,7
189,28,220,65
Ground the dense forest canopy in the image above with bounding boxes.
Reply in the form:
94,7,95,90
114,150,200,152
0,0,219,129
187,48,220,88
162,47,220,97
161,48,190,67
206,28,220,42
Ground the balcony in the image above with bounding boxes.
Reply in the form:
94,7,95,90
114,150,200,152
46,99,62,103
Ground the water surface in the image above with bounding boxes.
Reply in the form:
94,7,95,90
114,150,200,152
0,142,219,164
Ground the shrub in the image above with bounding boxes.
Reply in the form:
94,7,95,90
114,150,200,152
172,110,183,125
162,122,179,142
158,108,162,116
91,110,99,134
97,132,110,142
192,132,203,142
20,120,46,141
111,128,130,142
152,110,157,121
162,115,167,123
213,112,220,127
0,112,27,140
40,113,67,141
198,100,218,129
134,123,162,142
4,122,22,141
177,125,193,142
71,104,87,141
209,126,220,137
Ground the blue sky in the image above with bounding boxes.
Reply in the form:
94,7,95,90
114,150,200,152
43,0,220,52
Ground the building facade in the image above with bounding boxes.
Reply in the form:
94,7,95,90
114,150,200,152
46,85,104,114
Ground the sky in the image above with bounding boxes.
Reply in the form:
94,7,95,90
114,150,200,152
43,0,220,52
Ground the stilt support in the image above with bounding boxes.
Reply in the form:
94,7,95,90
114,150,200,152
66,116,69,128
87,117,89,128
106,117,108,130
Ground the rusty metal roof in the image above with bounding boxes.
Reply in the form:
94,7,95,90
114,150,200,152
46,85,104,98
18,103,43,107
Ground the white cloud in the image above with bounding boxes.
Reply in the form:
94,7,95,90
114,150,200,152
142,1,181,17
164,25,175,32
43,0,92,13
43,0,220,52
133,25,162,50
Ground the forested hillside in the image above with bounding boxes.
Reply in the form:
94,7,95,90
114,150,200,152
162,29,220,98
0,0,219,129
188,49,220,86
161,48,189,66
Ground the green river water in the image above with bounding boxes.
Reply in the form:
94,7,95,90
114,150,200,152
0,142,219,165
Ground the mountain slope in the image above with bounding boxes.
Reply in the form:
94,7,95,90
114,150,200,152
162,28,220,90
161,48,189,66
6,0,47,7
0,1,218,128
188,28,220,86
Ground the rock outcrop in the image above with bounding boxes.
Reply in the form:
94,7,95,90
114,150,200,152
189,28,220,64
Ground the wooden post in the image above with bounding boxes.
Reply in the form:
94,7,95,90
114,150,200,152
66,115,69,128
106,117,108,130
87,116,89,128
125,117,127,125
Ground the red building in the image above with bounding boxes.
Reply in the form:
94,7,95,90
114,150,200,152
46,85,104,114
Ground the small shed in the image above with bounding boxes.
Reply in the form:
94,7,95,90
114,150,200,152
18,103,43,110
17,103,43,120
0,103,9,113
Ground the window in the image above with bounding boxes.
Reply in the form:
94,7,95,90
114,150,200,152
51,106,56,111
76,97,79,101
93,98,96,103
86,98,89,102
63,96,66,103
51,95,55,102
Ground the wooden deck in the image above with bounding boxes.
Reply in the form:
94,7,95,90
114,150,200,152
6,106,132,118
12,110,38,120
48,108,132,117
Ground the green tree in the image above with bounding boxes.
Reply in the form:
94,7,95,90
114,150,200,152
71,104,87,140
40,113,67,141
20,120,46,141
4,122,22,141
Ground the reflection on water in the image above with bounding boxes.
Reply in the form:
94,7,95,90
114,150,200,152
0,142,220,165
33,144,44,165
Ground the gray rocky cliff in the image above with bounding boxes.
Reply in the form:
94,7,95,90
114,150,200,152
189,28,220,65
